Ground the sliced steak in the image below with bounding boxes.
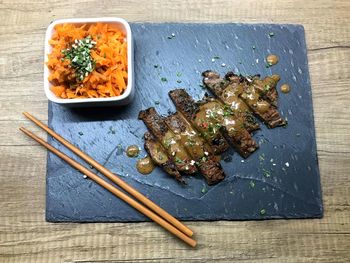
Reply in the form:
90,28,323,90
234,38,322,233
168,89,229,155
224,71,286,128
164,112,225,185
144,132,186,184
197,95,259,158
202,70,260,132
138,107,197,174
251,74,280,107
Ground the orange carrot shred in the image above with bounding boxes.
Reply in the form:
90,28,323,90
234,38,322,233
47,23,128,99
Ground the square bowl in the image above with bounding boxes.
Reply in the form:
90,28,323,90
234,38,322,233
44,17,134,107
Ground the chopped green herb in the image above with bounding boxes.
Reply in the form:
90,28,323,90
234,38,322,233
265,64,271,68
175,156,184,163
167,33,176,39
155,100,160,105
176,80,182,83
176,72,182,77
199,84,206,89
252,45,256,50
201,156,207,162
201,186,207,194
116,144,123,155
153,64,159,68
108,126,116,134
61,36,96,81
268,32,275,37
296,133,301,137
164,138,172,148
259,153,265,162
160,77,167,82
249,180,255,188
263,168,271,178
260,209,266,215
78,131,84,136
264,85,271,93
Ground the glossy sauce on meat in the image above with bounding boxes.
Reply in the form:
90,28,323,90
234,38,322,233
222,85,250,113
195,101,244,137
162,131,191,165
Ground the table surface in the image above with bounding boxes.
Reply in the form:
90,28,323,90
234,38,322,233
0,0,349,262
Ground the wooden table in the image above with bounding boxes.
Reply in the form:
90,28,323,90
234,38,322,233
1,0,349,262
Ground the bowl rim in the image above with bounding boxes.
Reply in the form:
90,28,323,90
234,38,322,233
44,17,133,104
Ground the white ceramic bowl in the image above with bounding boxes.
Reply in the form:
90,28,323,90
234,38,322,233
44,17,134,107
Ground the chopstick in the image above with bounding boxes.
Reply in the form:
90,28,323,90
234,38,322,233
23,112,194,238
20,127,197,247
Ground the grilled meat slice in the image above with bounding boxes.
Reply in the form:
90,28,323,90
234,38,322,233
164,112,225,185
202,70,259,132
138,107,197,174
144,132,186,184
251,74,280,107
168,89,229,155
197,95,259,158
223,71,286,128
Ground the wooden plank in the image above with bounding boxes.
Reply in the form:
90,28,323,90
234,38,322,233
0,0,349,262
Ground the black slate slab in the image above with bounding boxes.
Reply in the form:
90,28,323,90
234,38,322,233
46,23,323,222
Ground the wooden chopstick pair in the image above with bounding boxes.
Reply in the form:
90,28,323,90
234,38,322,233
20,112,196,247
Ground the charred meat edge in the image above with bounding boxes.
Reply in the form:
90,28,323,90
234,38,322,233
168,89,229,155
224,71,286,128
138,107,197,174
144,132,186,184
202,70,260,132
164,112,225,185
197,95,259,158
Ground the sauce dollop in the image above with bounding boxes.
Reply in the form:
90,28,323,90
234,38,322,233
136,156,155,175
280,84,291,94
266,54,279,66
126,145,140,157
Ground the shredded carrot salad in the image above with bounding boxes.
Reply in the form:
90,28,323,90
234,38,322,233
47,23,128,99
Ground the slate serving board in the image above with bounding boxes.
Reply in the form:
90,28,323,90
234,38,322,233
46,23,323,222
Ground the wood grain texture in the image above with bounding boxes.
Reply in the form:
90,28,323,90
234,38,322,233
0,0,349,262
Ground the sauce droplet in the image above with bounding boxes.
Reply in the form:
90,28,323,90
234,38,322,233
136,156,155,175
266,54,279,66
126,145,140,157
280,84,291,93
